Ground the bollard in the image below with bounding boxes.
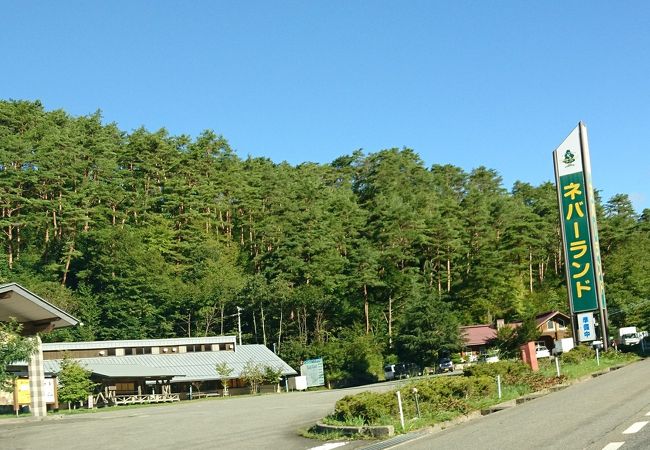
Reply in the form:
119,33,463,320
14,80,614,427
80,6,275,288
596,347,600,366
497,374,502,399
412,388,421,418
396,391,405,430
555,356,561,377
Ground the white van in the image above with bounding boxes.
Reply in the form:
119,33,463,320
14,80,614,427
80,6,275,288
384,364,396,380
535,342,550,358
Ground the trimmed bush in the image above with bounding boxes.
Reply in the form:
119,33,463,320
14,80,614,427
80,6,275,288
463,360,531,379
334,391,396,424
463,360,566,391
560,345,595,364
333,375,497,424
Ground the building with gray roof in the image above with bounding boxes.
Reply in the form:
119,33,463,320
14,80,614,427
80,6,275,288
34,336,297,401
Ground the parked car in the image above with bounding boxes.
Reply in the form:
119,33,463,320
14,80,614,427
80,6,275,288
436,357,455,373
384,364,398,380
384,363,421,380
396,363,421,379
479,353,500,363
535,342,551,358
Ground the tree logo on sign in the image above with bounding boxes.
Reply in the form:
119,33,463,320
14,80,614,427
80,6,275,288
563,150,575,165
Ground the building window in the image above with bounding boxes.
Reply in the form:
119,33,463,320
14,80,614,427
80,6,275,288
546,320,555,331
556,319,566,329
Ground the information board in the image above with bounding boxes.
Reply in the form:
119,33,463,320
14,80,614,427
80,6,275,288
300,358,325,387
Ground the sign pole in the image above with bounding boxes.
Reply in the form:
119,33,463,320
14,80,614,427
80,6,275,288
579,123,609,350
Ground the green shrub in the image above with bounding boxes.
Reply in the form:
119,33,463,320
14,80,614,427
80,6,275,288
561,345,595,364
463,360,566,390
463,360,531,379
333,391,395,424
333,375,498,425
411,376,495,414
602,349,638,361
414,376,494,401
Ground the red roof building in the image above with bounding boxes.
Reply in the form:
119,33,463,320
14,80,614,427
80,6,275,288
460,311,572,358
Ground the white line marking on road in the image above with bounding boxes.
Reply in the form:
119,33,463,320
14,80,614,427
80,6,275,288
602,443,624,450
623,421,648,434
309,442,348,450
646,411,650,416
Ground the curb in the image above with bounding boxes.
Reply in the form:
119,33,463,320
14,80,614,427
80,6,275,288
314,421,394,438
480,399,516,415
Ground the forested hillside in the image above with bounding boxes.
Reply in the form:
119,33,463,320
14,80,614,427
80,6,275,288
1,100,648,382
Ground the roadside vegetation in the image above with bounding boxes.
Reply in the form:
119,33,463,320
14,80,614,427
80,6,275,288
321,351,640,436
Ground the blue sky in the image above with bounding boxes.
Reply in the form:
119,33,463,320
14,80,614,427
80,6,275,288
3,1,649,212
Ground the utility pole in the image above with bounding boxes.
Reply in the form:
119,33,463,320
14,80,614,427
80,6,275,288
236,306,242,346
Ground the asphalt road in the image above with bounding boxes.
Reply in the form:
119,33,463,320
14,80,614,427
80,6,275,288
0,378,409,450
405,358,650,450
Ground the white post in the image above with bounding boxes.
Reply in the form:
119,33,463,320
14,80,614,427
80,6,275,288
396,391,405,430
497,375,502,399
555,356,561,377
596,347,600,366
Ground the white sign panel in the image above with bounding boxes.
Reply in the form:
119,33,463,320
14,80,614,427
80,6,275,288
577,312,596,342
554,126,584,177
43,378,56,403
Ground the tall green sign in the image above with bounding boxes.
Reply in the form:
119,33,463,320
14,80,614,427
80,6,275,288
553,124,604,315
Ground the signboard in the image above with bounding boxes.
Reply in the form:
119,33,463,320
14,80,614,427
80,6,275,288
16,378,31,404
5,378,57,406
577,312,596,342
43,378,56,404
300,358,325,387
553,124,602,313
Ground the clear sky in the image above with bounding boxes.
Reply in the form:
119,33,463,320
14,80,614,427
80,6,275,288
2,1,649,212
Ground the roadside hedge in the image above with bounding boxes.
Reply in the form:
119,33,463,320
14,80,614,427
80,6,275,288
559,345,595,364
464,360,565,391
332,375,496,424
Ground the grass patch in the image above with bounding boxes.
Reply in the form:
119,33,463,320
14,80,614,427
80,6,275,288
299,427,359,441
539,351,641,380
